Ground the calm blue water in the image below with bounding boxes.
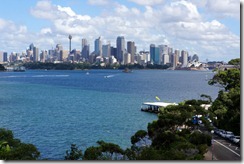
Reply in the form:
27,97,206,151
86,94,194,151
0,69,219,159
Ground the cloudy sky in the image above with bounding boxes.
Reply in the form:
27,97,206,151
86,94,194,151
0,0,241,62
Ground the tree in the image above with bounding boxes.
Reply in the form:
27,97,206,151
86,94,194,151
208,58,240,135
83,140,124,160
0,64,6,71
228,58,240,65
0,128,40,160
64,144,83,160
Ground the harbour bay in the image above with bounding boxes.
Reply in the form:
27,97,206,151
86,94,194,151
0,69,219,159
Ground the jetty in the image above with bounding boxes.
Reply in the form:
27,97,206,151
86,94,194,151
141,102,177,114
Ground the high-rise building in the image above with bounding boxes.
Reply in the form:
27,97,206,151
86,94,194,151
123,52,131,65
110,46,117,57
150,44,160,64
181,50,188,67
33,47,39,62
127,41,135,64
162,54,169,65
102,44,111,57
116,36,125,63
81,39,89,60
173,50,180,68
3,52,7,62
40,50,47,63
29,43,34,51
95,37,102,56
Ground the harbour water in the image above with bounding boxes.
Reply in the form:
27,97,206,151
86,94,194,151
0,69,219,159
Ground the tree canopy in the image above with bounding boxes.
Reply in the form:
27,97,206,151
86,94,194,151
0,128,40,160
208,58,240,135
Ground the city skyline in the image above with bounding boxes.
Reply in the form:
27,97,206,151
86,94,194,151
0,0,240,62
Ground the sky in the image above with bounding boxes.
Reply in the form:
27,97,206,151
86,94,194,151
0,0,241,62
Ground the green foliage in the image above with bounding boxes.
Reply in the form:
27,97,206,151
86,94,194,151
189,132,211,146
131,130,147,145
0,64,6,71
83,140,124,160
208,68,240,91
83,146,102,160
64,144,83,160
208,60,240,135
228,58,240,65
0,128,40,160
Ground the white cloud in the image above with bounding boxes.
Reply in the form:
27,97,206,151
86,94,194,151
206,0,240,19
128,0,165,6
88,0,110,5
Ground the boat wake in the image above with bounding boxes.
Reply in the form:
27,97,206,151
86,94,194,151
104,75,114,78
32,75,69,78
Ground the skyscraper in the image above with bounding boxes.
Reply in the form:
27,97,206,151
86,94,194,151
181,50,188,67
102,43,111,57
150,44,160,64
116,36,125,63
33,46,39,62
127,41,135,64
95,37,102,56
3,52,7,62
82,38,89,60
173,50,180,68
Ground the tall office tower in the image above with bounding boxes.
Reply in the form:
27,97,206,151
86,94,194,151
0,52,3,63
181,50,188,67
110,46,117,57
173,50,180,68
127,41,135,64
94,37,102,56
82,38,87,49
3,52,7,62
192,54,199,61
116,36,125,63
150,44,160,64
168,47,173,65
123,52,131,65
29,43,34,51
102,43,111,57
162,54,169,65
33,47,39,62
40,50,47,62
188,55,192,62
81,38,89,60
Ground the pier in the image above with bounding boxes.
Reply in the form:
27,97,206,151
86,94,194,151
141,102,177,114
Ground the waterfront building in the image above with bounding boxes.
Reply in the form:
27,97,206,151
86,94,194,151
173,50,180,68
123,52,131,65
110,46,117,57
40,50,47,62
116,36,125,63
95,37,102,56
181,50,188,67
33,46,39,62
127,41,136,64
81,39,89,61
109,55,117,64
150,44,160,64
0,52,7,63
102,43,111,57
29,43,34,51
162,54,169,65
